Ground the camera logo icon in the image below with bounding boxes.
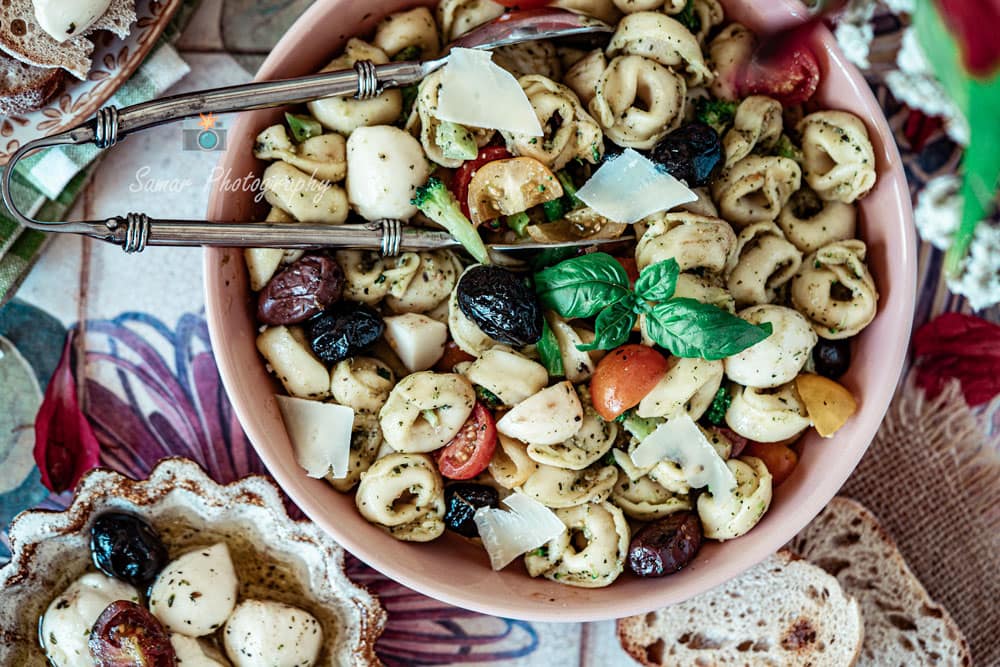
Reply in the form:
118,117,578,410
182,113,227,151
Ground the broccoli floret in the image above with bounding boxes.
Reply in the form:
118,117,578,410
705,386,731,425
506,211,531,237
774,134,804,163
391,45,423,62
619,411,664,441
284,113,322,143
475,385,503,408
411,177,491,264
696,98,738,134
435,121,478,160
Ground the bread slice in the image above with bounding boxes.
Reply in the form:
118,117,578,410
0,53,65,114
789,497,972,666
0,0,136,80
618,549,864,666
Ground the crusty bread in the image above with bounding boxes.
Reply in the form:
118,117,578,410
0,53,65,114
789,497,972,667
0,0,136,80
618,549,864,667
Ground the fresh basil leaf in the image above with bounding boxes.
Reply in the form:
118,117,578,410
537,319,565,377
529,246,578,272
634,258,679,303
535,253,631,319
644,298,773,360
577,300,636,351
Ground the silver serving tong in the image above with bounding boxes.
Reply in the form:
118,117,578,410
0,8,615,259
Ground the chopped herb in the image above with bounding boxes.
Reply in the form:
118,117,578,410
705,386,731,425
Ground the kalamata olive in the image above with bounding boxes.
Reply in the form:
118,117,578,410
627,511,703,577
306,302,384,364
444,483,499,537
813,338,851,379
89,600,176,667
257,255,344,325
90,512,168,588
648,122,722,187
457,266,543,346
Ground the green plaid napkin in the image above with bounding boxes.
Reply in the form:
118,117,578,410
0,1,200,305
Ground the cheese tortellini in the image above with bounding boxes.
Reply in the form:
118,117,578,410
707,23,754,100
636,356,723,420
378,372,476,452
589,55,687,149
526,394,618,470
778,187,857,253
697,456,773,540
636,212,737,273
384,250,462,314
564,49,607,106
489,435,538,489
723,95,783,168
356,453,445,541
253,125,347,183
550,0,622,24
261,162,349,224
725,381,811,442
331,357,395,413
725,221,802,307
493,41,563,79
798,111,877,203
407,70,495,168
606,12,712,86
466,346,549,406
524,502,629,587
791,240,879,339
328,413,383,492
724,305,817,388
256,326,330,399
612,474,691,521
711,156,802,227
519,461,618,508
437,0,504,41
373,7,440,59
447,278,496,355
307,40,402,135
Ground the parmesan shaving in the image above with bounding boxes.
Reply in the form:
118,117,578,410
277,395,354,479
473,492,566,570
629,413,736,495
576,148,697,223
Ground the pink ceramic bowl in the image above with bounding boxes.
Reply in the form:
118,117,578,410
205,0,916,622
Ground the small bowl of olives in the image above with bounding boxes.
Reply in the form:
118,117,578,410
0,458,385,666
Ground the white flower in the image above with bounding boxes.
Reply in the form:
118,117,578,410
947,222,1000,311
883,0,914,14
914,175,962,250
834,0,876,68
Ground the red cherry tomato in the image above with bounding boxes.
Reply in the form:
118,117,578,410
494,0,551,7
452,146,512,218
89,600,176,667
614,256,639,287
437,402,498,480
745,441,799,487
590,345,669,421
743,41,820,106
434,341,476,372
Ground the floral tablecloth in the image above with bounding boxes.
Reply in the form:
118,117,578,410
1,1,997,665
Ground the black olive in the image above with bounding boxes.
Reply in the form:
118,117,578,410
627,511,703,577
90,512,168,588
813,338,851,379
444,483,499,537
457,266,543,346
648,122,722,187
306,302,384,365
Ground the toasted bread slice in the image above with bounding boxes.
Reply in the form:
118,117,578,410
0,0,136,80
0,53,65,114
618,549,864,667
789,497,971,666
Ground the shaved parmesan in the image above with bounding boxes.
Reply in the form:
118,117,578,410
473,492,566,570
629,413,736,495
576,148,697,223
435,48,543,137
277,395,354,479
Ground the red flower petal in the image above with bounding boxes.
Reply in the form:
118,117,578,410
933,0,1000,78
913,313,1000,406
33,331,101,492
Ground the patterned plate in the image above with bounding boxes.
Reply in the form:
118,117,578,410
0,0,183,166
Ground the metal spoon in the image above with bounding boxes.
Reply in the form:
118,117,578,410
1,8,612,257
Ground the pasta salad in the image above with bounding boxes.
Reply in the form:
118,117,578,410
246,0,880,588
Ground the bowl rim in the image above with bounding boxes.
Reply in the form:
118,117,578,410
203,0,917,622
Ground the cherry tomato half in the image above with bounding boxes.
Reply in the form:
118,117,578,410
590,345,669,421
745,441,799,487
613,256,639,287
452,146,512,218
437,402,498,480
434,341,476,373
742,39,819,106
89,600,176,667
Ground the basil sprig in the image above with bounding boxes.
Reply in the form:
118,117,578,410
534,253,772,359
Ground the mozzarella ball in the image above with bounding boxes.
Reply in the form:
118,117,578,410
149,543,239,637
346,125,430,221
223,599,323,667
170,634,231,666
724,305,817,388
40,573,139,667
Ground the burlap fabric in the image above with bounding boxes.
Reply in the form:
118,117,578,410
841,376,1000,665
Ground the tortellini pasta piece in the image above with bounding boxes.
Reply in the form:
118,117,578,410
724,221,803,307
688,0,724,44
798,110,877,203
488,435,539,489
791,240,878,339
636,356,724,420
383,250,462,314
256,326,330,399
466,346,549,406
519,461,618,508
355,453,445,541
778,187,857,254
503,75,603,170
606,12,712,86
550,0,622,25
307,40,402,135
406,69,495,168
707,23,754,101
330,357,395,413
253,124,347,183
724,305,817,389
437,0,504,41
546,311,602,383
671,273,735,312
328,413,383,492
497,381,585,446
589,55,686,149
346,125,431,221
261,162,349,224
448,279,496,356
378,372,476,453
373,7,440,59
492,41,562,80
725,382,811,442
612,0,679,13
711,155,802,228
636,212,737,273
335,250,388,305
524,502,629,587
675,187,719,218
723,95,783,168
612,474,691,521
564,49,607,106
527,393,618,470
697,456,773,540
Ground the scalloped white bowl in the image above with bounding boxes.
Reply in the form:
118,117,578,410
0,458,385,666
